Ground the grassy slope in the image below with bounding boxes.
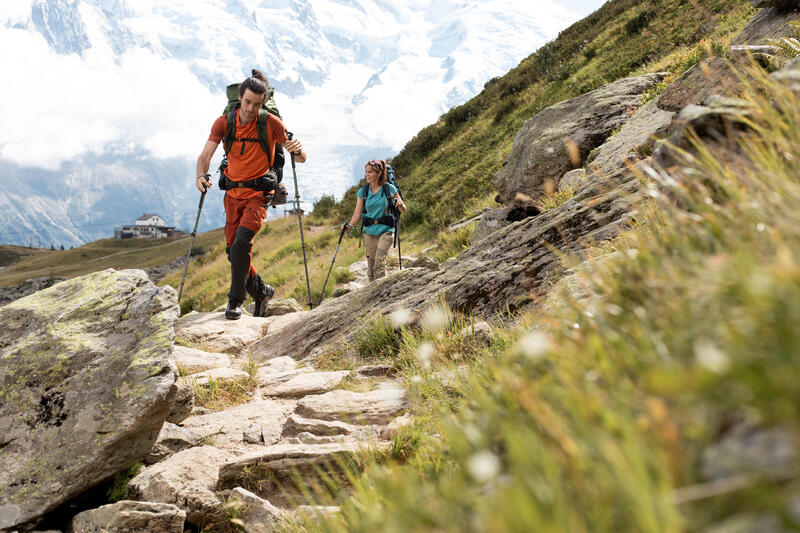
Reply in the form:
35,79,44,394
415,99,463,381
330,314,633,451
283,71,800,532
0,230,223,287
169,0,755,313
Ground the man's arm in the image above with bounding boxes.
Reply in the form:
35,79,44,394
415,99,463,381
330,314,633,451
195,140,219,191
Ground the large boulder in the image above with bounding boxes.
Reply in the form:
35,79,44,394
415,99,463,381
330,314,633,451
0,269,178,531
493,73,665,204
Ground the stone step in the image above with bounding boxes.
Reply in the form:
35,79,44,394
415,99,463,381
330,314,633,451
295,388,408,425
176,311,270,355
281,414,367,438
172,344,232,375
181,399,297,451
216,442,367,507
262,370,349,398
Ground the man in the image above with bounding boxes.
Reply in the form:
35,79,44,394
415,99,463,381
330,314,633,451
195,70,306,320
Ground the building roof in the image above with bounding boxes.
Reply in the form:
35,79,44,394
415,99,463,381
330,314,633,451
136,213,162,221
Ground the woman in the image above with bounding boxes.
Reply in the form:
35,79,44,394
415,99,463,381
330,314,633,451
345,159,406,281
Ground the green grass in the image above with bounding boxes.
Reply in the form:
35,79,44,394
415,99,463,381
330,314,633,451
0,230,224,287
279,68,800,533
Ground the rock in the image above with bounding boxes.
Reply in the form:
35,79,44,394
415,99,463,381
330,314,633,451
729,44,781,63
654,96,754,170
71,500,185,533
281,414,365,438
296,388,407,425
750,0,798,9
166,380,194,425
146,422,206,464
172,345,232,375
175,312,269,355
700,425,797,481
180,400,296,451
263,371,349,398
446,209,490,232
471,205,541,243
0,276,63,307
772,57,800,91
0,269,178,531
180,367,251,387
493,72,666,204
459,321,494,346
224,488,285,533
381,413,414,440
353,364,398,379
257,297,305,317
256,366,314,388
585,99,674,175
658,58,741,112
405,255,440,271
294,505,341,518
558,168,588,192
733,6,800,46
217,442,364,506
127,446,232,527
282,432,344,445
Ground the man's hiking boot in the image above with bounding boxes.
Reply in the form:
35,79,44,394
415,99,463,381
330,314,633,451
225,300,244,320
253,284,275,318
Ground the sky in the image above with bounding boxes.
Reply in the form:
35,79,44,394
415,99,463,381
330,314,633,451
0,0,607,175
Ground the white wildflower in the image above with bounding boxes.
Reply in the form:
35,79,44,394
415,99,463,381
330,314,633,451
421,306,449,332
756,223,766,232
467,450,501,483
415,342,435,369
695,339,730,374
517,330,551,361
389,308,414,329
585,369,600,382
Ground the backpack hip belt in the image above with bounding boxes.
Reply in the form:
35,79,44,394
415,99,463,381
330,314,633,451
362,214,395,227
219,172,277,192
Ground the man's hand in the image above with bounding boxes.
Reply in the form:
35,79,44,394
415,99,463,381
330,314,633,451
284,138,303,155
196,174,212,192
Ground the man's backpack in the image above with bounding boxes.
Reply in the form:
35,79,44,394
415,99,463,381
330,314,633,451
217,82,287,205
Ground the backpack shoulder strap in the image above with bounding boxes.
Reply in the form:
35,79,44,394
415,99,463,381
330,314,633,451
256,110,272,167
223,109,237,156
361,184,370,200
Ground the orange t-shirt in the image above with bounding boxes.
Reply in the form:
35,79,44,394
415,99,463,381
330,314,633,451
209,110,288,200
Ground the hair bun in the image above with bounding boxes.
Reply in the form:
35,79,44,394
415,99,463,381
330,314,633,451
251,69,268,85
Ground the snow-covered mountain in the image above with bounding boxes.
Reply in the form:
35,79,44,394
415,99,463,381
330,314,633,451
0,0,585,247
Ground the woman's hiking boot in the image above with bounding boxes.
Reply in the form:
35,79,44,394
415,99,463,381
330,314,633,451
225,299,244,320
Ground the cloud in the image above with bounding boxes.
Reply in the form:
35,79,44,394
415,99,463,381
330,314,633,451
0,25,218,170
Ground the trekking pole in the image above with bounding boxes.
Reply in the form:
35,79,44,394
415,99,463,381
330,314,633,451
317,223,348,307
178,184,207,302
393,200,402,270
288,132,313,309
